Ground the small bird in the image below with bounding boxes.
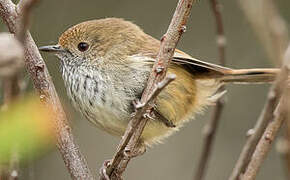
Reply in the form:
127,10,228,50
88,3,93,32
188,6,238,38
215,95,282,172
39,18,279,147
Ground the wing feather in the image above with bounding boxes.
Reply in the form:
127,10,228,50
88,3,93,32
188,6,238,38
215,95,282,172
173,50,232,78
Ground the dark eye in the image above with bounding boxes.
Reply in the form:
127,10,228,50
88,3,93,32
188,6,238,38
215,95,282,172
77,42,89,52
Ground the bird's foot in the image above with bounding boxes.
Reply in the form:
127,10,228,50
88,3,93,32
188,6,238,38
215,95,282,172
99,160,111,180
99,160,124,180
132,99,145,111
124,144,146,159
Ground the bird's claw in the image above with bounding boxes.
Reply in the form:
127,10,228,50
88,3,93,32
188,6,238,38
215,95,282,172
99,160,124,180
143,112,155,120
132,99,144,110
99,160,111,180
124,145,146,159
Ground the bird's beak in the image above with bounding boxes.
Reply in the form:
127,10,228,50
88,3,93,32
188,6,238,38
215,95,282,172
39,44,65,53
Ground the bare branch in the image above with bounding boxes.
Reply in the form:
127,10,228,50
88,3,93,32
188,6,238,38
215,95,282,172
0,33,24,79
0,0,38,177
0,0,94,179
242,44,290,180
101,0,196,179
0,33,24,180
8,149,19,180
0,32,24,106
229,1,288,179
16,0,39,43
210,0,226,65
193,0,226,179
194,98,225,180
238,0,288,66
229,92,280,180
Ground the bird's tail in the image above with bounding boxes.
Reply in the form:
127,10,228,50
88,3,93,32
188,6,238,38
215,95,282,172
221,68,280,84
171,55,280,84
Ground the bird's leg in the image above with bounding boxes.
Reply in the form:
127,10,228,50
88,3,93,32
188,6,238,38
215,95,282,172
152,106,176,128
99,160,124,180
99,160,111,180
147,106,176,128
132,98,176,128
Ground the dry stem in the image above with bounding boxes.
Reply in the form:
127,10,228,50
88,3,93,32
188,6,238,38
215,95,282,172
0,0,93,179
238,0,288,66
228,86,281,180
193,0,226,179
229,1,288,179
1,0,37,176
16,0,38,43
101,0,196,179
0,33,24,180
242,45,290,180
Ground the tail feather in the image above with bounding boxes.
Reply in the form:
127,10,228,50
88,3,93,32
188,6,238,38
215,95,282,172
221,68,280,84
171,54,280,84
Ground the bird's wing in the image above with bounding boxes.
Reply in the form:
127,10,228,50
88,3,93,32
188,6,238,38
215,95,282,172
172,50,232,78
138,48,278,81
138,49,232,79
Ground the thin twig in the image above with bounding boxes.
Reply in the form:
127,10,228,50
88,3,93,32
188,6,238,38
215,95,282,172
238,0,288,66
2,76,21,105
8,149,19,180
0,0,94,179
4,0,39,178
210,0,226,65
194,99,224,180
100,0,196,179
229,0,288,179
16,0,38,43
193,0,226,179
4,77,20,179
229,91,280,180
0,32,24,180
242,44,290,180
0,35,24,106
0,1,37,178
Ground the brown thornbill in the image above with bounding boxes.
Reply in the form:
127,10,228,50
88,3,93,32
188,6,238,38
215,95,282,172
39,18,279,148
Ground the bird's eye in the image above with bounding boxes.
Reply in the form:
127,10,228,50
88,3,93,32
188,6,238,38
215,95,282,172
77,42,89,52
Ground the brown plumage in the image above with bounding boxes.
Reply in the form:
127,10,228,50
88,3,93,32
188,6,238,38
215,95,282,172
39,18,279,146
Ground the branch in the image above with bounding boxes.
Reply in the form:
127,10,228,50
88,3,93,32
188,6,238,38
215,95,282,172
101,0,196,179
0,33,24,105
1,0,37,177
194,0,226,179
16,0,38,43
229,94,280,180
229,1,288,179
210,0,226,65
193,0,226,180
1,0,36,107
0,33,24,180
238,0,288,66
8,149,19,180
0,0,94,179
242,44,290,180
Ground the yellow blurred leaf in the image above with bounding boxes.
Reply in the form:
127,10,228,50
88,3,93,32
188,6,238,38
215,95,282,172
0,95,55,164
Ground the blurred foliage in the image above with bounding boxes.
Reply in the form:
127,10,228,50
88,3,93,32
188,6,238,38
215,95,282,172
0,95,55,165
